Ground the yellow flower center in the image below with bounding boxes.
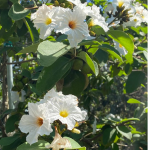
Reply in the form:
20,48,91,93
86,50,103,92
37,117,43,126
119,43,123,48
68,21,76,29
88,19,95,27
45,18,52,25
142,15,145,19
118,1,124,7
134,19,137,22
60,110,69,118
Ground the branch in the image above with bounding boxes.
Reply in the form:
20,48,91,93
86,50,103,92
7,59,36,65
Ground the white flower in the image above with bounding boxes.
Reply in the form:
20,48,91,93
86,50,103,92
46,98,87,130
112,0,133,14
113,40,127,56
134,2,144,15
141,9,148,23
31,4,58,40
123,14,142,27
18,103,53,145
38,88,78,106
46,127,72,150
55,6,90,47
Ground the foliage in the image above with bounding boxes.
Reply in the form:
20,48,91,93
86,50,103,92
0,0,148,150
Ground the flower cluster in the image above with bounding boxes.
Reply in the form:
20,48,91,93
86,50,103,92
31,2,109,47
104,0,147,27
18,88,87,147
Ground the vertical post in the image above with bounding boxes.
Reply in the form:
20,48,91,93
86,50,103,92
7,57,14,109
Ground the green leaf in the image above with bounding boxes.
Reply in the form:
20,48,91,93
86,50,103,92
16,42,40,55
100,47,123,62
127,98,145,105
5,114,20,133
112,143,119,150
64,137,81,149
36,57,72,93
56,34,67,42
1,9,12,30
145,107,148,113
17,22,28,37
8,3,30,21
107,30,134,54
0,134,20,146
116,126,132,140
126,71,146,93
62,71,86,96
16,19,24,29
91,25,105,36
77,51,96,75
94,49,108,63
2,109,14,116
17,140,49,150
103,128,117,145
37,41,71,67
93,60,99,76
119,118,140,123
79,40,101,46
21,69,31,78
26,17,39,42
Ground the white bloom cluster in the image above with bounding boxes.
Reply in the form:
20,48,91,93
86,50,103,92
31,2,109,47
18,88,87,146
104,0,147,27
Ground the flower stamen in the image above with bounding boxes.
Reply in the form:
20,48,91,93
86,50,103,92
45,18,52,25
60,110,69,118
68,21,76,29
119,43,123,48
37,117,43,126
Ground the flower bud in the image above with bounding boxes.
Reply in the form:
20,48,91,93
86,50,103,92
60,3,65,7
71,128,81,134
54,1,59,6
89,31,96,36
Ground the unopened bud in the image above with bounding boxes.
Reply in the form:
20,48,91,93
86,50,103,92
71,128,81,134
54,1,59,6
60,3,65,7
89,31,96,36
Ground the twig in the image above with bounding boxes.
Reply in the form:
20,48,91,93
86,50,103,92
7,59,36,65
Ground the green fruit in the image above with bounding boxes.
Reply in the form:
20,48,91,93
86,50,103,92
22,77,29,84
16,81,24,89
60,3,65,7
81,63,92,74
83,74,89,90
89,31,96,36
54,1,59,6
12,86,20,91
72,59,83,70
16,74,23,80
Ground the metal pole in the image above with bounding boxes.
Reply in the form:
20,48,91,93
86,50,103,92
7,57,14,109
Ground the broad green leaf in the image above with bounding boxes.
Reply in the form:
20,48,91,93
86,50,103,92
93,61,99,76
0,134,20,146
0,9,12,30
91,25,105,36
16,19,24,29
21,69,31,79
36,57,72,93
64,137,81,149
16,140,49,150
62,71,86,96
37,41,71,67
112,143,119,150
100,47,123,62
8,3,30,21
103,128,117,145
5,114,21,133
2,109,14,116
79,40,101,46
17,22,28,37
107,30,134,54
88,47,99,55
94,49,108,63
116,126,132,140
66,147,86,150
56,34,67,42
16,42,40,55
77,51,96,75
142,3,148,9
141,26,148,34
127,98,145,105
126,71,146,93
